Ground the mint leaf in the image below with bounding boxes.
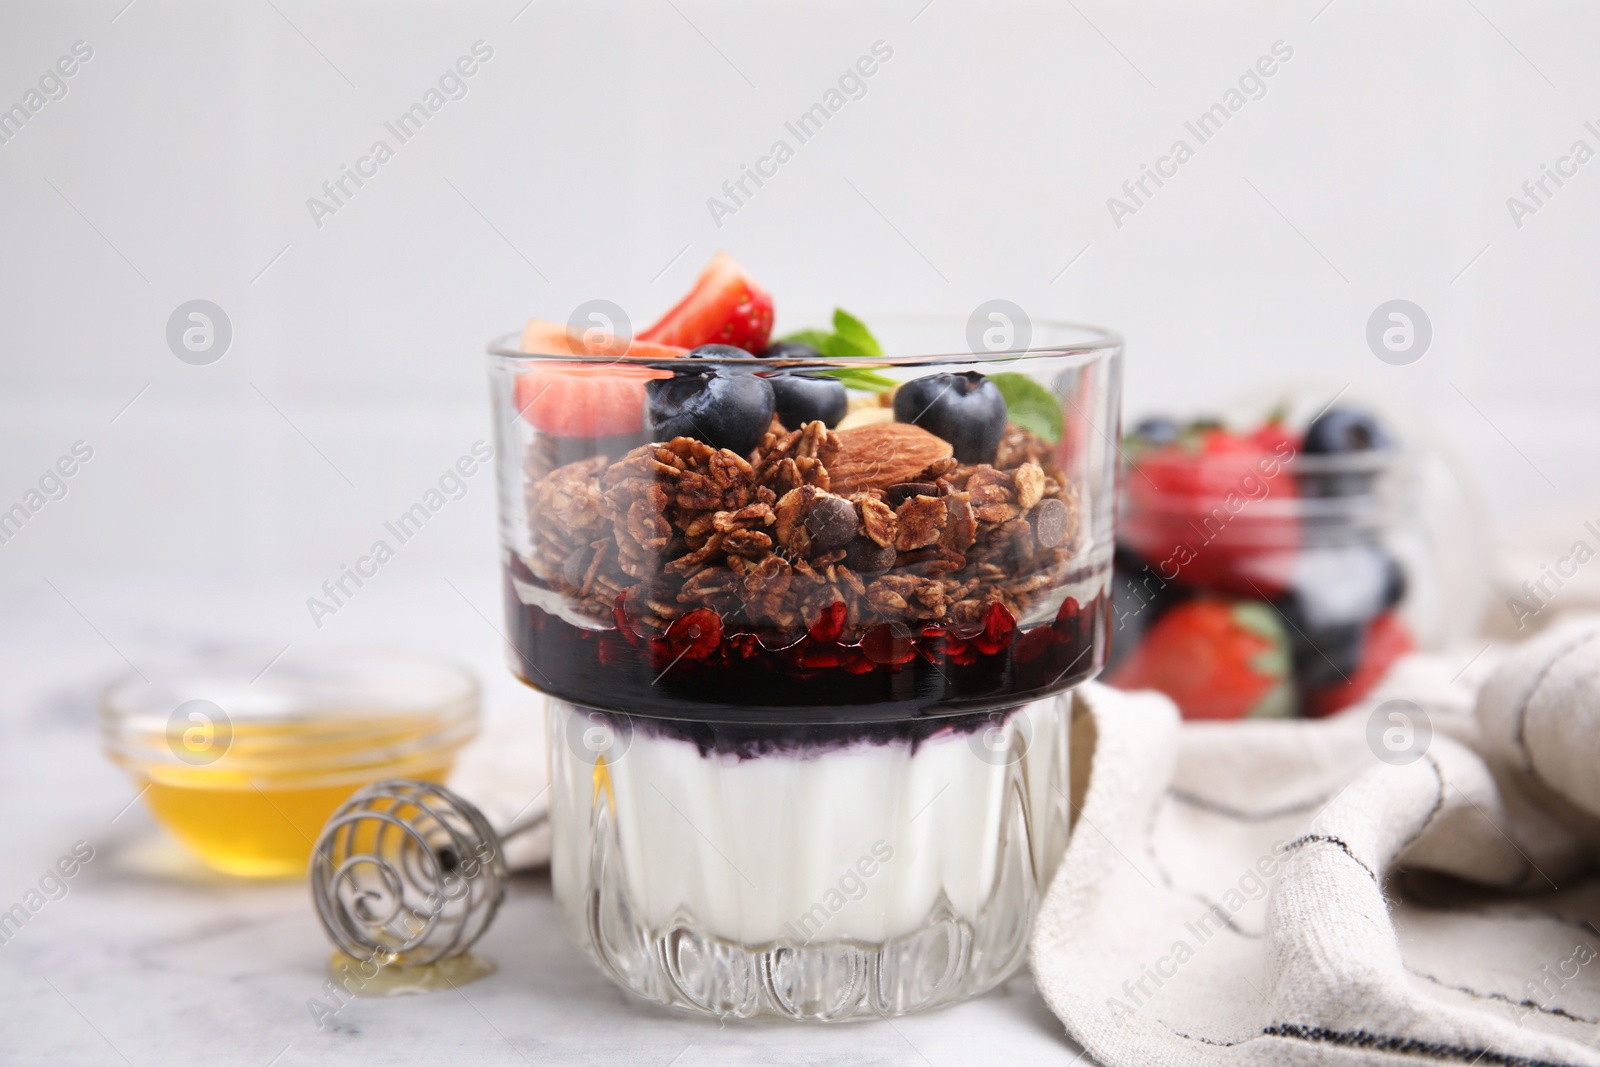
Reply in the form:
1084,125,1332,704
776,310,891,391
776,328,833,350
830,309,883,358
818,367,899,391
988,372,1062,443
820,333,871,359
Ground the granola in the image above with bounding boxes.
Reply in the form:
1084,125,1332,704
521,418,1082,637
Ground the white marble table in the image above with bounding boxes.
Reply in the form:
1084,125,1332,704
0,577,1090,1065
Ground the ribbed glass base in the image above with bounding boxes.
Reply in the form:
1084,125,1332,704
565,740,1046,1020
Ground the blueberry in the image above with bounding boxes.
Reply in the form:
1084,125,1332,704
1131,416,1181,448
1300,406,1392,497
1280,612,1365,693
758,341,822,360
768,373,847,430
646,369,775,455
1303,407,1391,454
1105,547,1189,673
688,344,754,360
1273,542,1401,690
1380,552,1407,610
892,371,1007,464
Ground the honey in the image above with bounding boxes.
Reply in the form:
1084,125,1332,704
102,652,479,879
139,767,452,878
324,951,495,997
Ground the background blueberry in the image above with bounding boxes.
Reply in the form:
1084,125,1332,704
1300,406,1392,497
758,341,822,360
768,373,847,429
1274,541,1402,694
646,369,774,455
1105,547,1190,673
892,371,1007,463
688,344,754,360
1130,416,1181,448
1303,407,1391,454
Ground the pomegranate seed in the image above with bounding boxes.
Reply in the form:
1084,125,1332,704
663,608,723,661
807,601,847,644
974,602,1017,655
1014,624,1058,664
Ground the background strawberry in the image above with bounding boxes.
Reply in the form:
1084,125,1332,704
1107,598,1292,720
1120,424,1300,597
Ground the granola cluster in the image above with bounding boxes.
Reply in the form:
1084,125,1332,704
521,418,1081,638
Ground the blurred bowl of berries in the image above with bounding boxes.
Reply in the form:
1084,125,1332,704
1105,400,1487,720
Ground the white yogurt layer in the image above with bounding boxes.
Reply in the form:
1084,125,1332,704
549,696,1069,946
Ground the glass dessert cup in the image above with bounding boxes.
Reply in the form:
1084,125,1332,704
100,651,480,878
488,319,1122,1019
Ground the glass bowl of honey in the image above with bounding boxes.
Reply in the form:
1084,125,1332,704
100,650,480,878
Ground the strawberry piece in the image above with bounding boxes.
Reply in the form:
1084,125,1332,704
1120,426,1300,597
1107,598,1292,720
638,252,774,352
514,319,684,437
1248,419,1300,455
1302,611,1414,718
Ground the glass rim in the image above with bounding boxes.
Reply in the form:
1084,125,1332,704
99,648,480,773
484,315,1123,370
1123,442,1414,481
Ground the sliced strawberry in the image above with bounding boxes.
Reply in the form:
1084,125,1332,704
518,319,687,361
1107,598,1292,720
638,252,773,352
514,319,683,437
1302,611,1414,718
1248,419,1300,455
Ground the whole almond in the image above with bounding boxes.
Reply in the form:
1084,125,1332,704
828,423,955,495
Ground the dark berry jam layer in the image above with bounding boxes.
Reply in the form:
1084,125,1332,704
579,702,1035,760
505,567,1108,725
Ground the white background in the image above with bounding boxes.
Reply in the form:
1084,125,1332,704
2,3,1597,1063
2,0,1597,621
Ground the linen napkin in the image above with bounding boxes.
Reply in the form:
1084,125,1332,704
1033,617,1600,1066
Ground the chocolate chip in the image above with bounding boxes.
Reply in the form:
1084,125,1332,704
1033,498,1070,548
886,482,940,508
805,494,858,549
562,546,594,588
843,536,896,576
